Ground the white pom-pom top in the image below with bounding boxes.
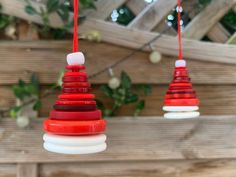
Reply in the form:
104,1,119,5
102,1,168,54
67,52,85,65
175,60,186,67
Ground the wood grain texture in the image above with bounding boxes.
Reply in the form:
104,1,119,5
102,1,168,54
1,41,236,85
0,164,16,177
2,0,236,64
182,0,235,40
128,0,176,30
39,85,236,117
1,116,236,163
2,85,236,117
80,19,236,64
182,0,230,43
17,163,37,177
39,160,236,177
85,0,126,20
126,0,147,15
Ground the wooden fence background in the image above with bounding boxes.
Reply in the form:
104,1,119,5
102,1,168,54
1,0,236,176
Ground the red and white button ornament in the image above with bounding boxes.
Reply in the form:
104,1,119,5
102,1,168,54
163,0,200,119
43,0,106,154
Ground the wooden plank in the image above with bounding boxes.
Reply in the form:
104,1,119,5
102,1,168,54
126,0,147,15
17,163,37,177
0,164,16,177
39,85,236,116
206,23,230,43
0,86,14,109
128,0,176,30
226,32,236,44
80,19,236,64
2,84,236,117
40,160,236,177
1,116,236,163
1,41,236,85
182,0,235,40
126,0,176,35
2,0,236,64
182,0,230,43
85,0,126,20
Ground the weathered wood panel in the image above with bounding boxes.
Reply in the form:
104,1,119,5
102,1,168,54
1,41,236,85
182,0,230,43
39,160,236,177
17,163,38,177
128,0,176,30
3,0,236,64
85,0,126,20
1,116,236,163
1,84,236,116
80,19,236,64
0,164,16,177
182,0,235,40
39,85,236,116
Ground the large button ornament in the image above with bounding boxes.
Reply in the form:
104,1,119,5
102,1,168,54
163,60,200,119
43,52,107,154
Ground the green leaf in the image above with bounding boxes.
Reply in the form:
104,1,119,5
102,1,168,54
56,69,64,87
100,85,113,98
13,85,25,100
80,0,96,9
10,106,21,118
18,79,25,87
25,85,37,95
31,73,39,91
94,99,105,112
124,93,138,104
47,0,60,13
33,100,42,110
121,71,131,89
137,84,152,96
57,5,69,22
25,5,38,15
134,100,145,117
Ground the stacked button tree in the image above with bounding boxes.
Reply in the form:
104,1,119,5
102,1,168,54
163,60,200,119
43,52,107,154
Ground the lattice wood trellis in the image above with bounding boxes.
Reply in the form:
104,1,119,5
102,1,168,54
1,0,236,64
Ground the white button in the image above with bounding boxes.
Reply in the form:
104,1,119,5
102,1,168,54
175,60,186,67
67,52,85,65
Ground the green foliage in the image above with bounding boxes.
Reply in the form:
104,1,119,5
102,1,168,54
24,0,96,38
10,73,41,118
98,71,151,117
0,5,15,30
112,5,135,25
198,0,212,8
80,0,96,10
221,10,236,33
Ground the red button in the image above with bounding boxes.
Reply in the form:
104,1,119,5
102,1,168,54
50,110,101,120
64,72,87,77
43,119,106,135
62,87,89,93
165,93,196,99
63,76,87,82
54,104,97,111
164,98,200,106
167,90,195,94
63,82,91,88
55,100,96,105
65,65,85,71
170,83,192,87
58,94,95,100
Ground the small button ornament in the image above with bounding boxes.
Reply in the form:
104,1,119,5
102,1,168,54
43,52,107,154
108,77,120,89
163,60,200,119
149,51,162,64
